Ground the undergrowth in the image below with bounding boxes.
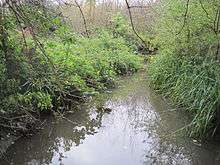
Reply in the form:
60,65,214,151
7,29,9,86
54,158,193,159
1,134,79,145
148,0,220,138
0,32,141,114
0,8,142,133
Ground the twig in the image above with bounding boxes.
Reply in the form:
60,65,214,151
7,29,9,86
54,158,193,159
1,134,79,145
55,111,78,125
124,0,148,48
177,0,190,35
198,0,212,21
73,0,89,37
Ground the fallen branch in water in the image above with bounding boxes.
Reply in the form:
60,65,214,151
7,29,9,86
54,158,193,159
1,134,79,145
54,111,78,126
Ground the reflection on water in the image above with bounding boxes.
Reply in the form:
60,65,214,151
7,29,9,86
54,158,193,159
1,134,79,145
1,72,220,165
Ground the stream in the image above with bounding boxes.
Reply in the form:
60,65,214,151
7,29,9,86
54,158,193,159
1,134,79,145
1,72,220,165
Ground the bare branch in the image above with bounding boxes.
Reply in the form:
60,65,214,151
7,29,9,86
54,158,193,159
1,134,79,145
124,0,148,48
177,0,190,35
198,0,212,20
61,0,89,37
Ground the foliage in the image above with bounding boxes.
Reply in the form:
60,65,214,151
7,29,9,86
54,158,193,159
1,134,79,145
148,0,220,137
0,7,142,116
107,14,139,51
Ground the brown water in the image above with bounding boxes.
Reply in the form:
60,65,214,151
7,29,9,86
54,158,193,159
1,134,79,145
1,72,220,165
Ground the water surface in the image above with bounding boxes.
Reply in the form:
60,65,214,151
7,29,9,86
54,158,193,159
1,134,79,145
1,72,220,165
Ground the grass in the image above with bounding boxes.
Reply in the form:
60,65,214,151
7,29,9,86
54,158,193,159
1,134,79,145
148,53,220,138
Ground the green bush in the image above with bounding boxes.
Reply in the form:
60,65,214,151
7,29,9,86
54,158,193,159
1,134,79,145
0,17,142,115
45,29,142,91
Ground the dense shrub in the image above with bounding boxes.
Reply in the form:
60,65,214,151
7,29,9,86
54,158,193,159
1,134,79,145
0,12,142,115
